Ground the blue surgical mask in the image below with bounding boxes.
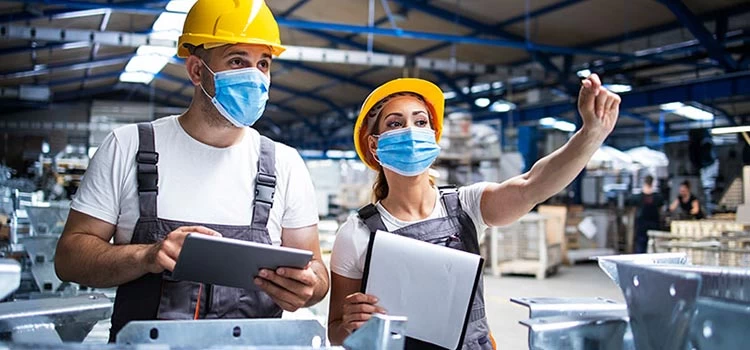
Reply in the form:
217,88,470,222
200,61,269,127
375,127,441,177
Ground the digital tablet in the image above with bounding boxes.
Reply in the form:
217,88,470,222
171,233,313,290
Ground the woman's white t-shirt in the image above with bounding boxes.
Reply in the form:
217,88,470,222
330,183,490,279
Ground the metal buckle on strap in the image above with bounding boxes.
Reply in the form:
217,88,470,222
136,151,159,165
254,173,276,205
137,162,158,193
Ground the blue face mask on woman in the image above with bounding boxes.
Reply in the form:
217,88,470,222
375,127,441,177
200,61,269,127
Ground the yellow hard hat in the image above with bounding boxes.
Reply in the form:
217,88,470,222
354,78,445,171
177,0,285,58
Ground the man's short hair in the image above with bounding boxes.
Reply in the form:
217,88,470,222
644,175,654,186
681,180,691,189
184,44,211,63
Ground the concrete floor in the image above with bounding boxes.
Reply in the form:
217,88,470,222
87,262,623,348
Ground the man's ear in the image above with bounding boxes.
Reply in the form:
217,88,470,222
185,55,204,86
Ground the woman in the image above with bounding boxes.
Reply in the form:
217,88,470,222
328,75,620,349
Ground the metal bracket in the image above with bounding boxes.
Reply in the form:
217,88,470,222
511,297,627,319
343,313,407,350
690,297,750,350
520,314,631,350
117,319,326,347
615,262,701,350
0,293,112,343
594,253,688,287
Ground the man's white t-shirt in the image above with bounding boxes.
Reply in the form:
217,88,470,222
330,183,489,280
71,116,319,245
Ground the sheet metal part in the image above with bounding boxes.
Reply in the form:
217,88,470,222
615,261,701,350
595,253,688,288
342,313,407,350
117,319,326,347
511,297,628,318
0,293,113,343
689,297,750,350
0,259,21,300
519,314,632,350
513,297,632,350
650,264,750,303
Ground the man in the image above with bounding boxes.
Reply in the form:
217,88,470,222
631,175,665,254
54,0,329,341
669,180,704,219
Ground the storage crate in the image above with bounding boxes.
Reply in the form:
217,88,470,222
488,212,563,279
670,220,750,239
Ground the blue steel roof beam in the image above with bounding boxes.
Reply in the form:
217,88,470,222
0,53,134,79
657,0,739,71
275,18,642,59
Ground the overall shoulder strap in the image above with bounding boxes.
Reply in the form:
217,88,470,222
251,136,276,230
136,122,159,219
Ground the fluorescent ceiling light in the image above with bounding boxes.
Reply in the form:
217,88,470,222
660,102,714,121
491,81,503,89
136,45,177,57
711,126,750,135
470,83,490,94
166,0,197,13
510,76,529,84
461,87,470,94
119,71,155,84
150,12,187,40
52,9,108,19
554,120,577,132
325,150,357,159
604,84,632,93
125,55,169,75
474,98,490,108
443,91,456,99
489,100,515,113
540,117,556,126
577,69,591,78
660,102,684,111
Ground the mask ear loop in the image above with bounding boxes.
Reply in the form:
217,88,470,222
369,134,381,165
198,60,216,100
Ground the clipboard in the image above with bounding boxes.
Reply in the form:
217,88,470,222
172,234,313,291
361,230,484,350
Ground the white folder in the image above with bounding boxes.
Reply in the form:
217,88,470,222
362,230,484,349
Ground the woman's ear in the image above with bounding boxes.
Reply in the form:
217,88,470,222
368,135,379,161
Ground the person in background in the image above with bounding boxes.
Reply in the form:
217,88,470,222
631,175,664,254
669,180,704,219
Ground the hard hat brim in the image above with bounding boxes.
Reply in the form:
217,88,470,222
177,34,286,58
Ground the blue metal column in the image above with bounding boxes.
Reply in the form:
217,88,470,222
517,126,538,173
